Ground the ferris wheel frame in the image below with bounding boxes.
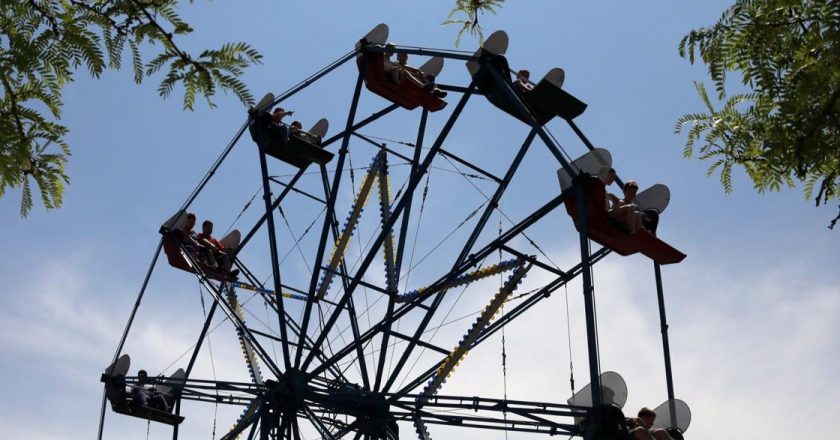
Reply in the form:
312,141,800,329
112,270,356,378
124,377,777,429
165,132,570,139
96,25,685,440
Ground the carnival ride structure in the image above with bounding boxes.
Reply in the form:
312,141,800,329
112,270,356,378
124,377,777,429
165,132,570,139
98,24,691,440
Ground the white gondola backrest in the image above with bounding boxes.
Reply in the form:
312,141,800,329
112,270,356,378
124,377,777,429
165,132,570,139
652,398,692,433
220,229,241,250
356,23,389,54
466,30,509,76
157,368,186,396
104,354,131,377
567,371,628,408
419,56,445,77
103,354,131,403
635,184,671,214
543,67,565,89
162,210,187,233
309,118,329,138
254,92,275,113
557,148,613,191
567,371,628,424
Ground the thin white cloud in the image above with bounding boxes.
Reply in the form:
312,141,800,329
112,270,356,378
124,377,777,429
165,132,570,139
2,242,837,439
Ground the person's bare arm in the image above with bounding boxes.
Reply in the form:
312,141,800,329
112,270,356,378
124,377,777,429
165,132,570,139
606,193,621,208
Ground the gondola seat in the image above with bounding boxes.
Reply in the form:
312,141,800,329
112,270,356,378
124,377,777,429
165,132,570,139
524,75,588,121
358,51,447,112
111,400,185,426
473,54,587,125
563,175,686,265
159,212,239,282
160,233,237,282
264,134,334,169
248,112,334,169
101,357,185,426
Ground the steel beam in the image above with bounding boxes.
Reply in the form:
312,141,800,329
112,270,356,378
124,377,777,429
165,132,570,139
297,72,366,369
654,262,677,425
301,83,478,374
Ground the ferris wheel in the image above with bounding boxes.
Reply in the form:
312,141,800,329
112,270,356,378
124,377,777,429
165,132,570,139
97,24,692,440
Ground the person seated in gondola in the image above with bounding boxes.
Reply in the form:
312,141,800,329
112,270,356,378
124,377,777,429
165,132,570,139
383,43,399,80
600,168,661,234
249,105,294,145
606,180,649,234
290,120,322,145
382,45,446,98
626,407,674,440
171,213,214,267
131,370,169,412
270,107,294,143
196,220,238,276
513,69,534,92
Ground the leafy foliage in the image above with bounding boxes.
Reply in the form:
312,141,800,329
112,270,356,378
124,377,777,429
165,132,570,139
443,0,505,47
676,0,840,228
0,0,262,217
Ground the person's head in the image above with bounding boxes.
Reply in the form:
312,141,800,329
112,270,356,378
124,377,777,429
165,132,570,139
623,180,639,200
517,69,531,81
138,369,148,379
202,220,213,235
185,212,196,229
638,407,656,429
384,43,396,59
291,121,303,130
397,52,408,65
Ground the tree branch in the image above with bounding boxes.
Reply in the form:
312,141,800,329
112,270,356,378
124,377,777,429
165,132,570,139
1,71,27,145
26,0,60,35
67,0,124,33
130,0,194,65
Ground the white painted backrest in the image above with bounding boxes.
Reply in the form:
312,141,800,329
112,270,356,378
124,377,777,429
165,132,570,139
557,148,613,191
483,30,509,55
220,229,241,250
567,371,628,424
254,92,275,113
543,67,565,88
652,398,692,433
419,57,444,77
309,118,329,138
635,184,671,214
105,354,131,377
357,23,389,54
466,30,510,76
157,368,186,395
162,210,187,232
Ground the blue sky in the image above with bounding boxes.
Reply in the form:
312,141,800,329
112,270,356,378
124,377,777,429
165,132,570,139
1,1,838,439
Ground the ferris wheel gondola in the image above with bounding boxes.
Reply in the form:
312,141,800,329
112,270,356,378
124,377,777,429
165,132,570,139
467,30,587,125
247,93,335,169
101,355,186,426
356,24,448,112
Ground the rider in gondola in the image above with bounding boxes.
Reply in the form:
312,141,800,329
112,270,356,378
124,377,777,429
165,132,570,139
513,69,534,92
606,180,649,235
131,369,169,412
627,407,674,440
290,120,323,145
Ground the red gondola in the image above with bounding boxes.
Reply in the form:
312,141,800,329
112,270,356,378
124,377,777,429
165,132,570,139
160,212,240,282
161,234,237,282
358,51,447,112
563,175,686,265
